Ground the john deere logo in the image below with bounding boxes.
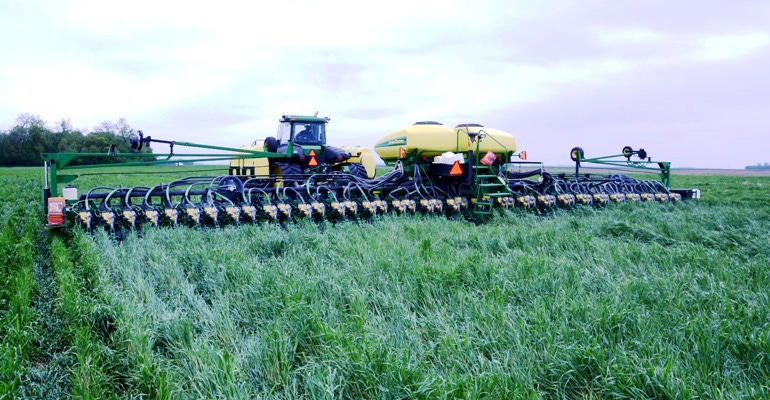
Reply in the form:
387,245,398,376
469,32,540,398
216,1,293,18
375,136,407,147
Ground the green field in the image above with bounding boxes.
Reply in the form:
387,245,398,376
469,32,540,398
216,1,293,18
1,166,768,399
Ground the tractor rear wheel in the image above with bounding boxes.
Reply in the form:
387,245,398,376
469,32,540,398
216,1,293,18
349,162,369,179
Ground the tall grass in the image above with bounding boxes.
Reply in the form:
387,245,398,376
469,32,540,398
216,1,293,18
0,179,39,397
0,169,131,398
91,198,770,398
2,166,769,398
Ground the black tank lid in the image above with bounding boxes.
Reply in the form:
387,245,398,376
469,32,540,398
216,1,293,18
455,123,484,128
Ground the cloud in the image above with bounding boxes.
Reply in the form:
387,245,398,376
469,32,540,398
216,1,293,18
596,28,669,45
486,47,770,168
1,0,769,169
691,32,770,61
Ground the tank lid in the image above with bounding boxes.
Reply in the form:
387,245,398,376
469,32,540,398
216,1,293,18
413,121,442,125
455,123,484,128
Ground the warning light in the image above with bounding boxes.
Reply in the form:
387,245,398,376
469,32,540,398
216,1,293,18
519,151,527,160
399,147,406,159
308,149,318,167
449,161,463,176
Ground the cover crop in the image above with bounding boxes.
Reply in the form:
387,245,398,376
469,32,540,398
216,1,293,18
1,167,769,399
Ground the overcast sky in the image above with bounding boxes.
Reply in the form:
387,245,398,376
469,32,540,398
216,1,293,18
1,0,768,168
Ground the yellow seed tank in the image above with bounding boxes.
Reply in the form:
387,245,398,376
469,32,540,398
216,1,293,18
374,121,517,165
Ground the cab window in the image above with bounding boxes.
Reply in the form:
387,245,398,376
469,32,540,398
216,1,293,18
276,122,291,143
292,123,325,145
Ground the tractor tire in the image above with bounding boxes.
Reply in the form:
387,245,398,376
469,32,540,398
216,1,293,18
348,162,369,179
272,162,303,185
264,136,279,153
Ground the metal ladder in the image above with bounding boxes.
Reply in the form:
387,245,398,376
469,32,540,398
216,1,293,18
470,164,512,215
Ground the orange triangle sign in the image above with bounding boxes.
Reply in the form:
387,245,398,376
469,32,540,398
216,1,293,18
307,149,318,166
449,160,463,176
399,147,405,159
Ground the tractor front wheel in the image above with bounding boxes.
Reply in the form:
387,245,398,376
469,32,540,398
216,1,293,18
264,137,279,153
272,162,302,185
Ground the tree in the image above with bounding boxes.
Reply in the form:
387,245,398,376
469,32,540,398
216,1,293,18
745,162,770,170
92,118,135,151
0,114,153,167
15,113,47,130
0,123,48,166
42,118,76,154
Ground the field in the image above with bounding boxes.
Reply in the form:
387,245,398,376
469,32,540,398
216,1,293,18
1,166,768,399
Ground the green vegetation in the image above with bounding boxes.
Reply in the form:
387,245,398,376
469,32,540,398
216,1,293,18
1,167,768,398
0,114,153,167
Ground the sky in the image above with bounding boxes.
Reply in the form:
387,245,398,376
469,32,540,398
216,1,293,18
1,0,768,168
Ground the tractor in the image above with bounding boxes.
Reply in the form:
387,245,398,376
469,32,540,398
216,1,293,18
228,114,376,181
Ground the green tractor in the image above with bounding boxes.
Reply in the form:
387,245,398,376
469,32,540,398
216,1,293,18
229,114,376,180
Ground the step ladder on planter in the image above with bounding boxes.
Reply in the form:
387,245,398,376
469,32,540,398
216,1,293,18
471,164,512,215
466,131,515,216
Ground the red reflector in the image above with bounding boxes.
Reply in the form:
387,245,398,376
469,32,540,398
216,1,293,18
520,151,527,160
399,147,406,159
309,156,318,167
480,151,496,166
449,161,463,176
309,149,316,156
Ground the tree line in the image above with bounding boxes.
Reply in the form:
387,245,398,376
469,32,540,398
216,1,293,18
0,113,153,167
745,163,770,171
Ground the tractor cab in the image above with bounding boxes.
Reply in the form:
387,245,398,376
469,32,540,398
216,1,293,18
271,114,353,168
276,115,327,146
